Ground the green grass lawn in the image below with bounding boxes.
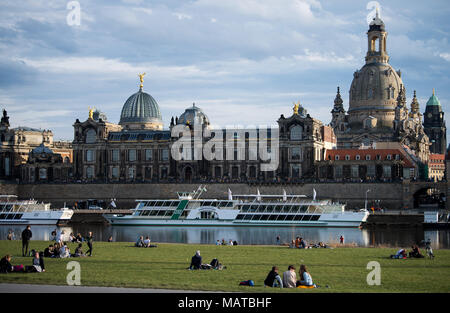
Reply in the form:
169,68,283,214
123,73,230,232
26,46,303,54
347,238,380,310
0,240,449,292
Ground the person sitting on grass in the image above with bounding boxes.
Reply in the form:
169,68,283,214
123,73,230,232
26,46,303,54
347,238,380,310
143,236,151,247
297,264,315,287
135,236,144,247
26,251,45,273
75,233,83,243
73,243,85,257
409,245,424,258
59,242,70,258
0,255,24,273
264,266,283,288
282,265,297,288
189,250,202,270
391,248,407,259
44,245,54,258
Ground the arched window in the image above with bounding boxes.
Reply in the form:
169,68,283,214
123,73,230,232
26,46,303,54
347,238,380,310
290,125,303,140
85,129,96,143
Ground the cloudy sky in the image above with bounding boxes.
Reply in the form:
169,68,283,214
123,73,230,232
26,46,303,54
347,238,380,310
0,0,449,141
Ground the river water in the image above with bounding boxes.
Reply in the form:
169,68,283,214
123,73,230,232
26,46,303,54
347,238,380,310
1,225,449,249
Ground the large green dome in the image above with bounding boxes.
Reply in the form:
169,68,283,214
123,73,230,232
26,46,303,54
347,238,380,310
426,93,441,107
119,88,163,130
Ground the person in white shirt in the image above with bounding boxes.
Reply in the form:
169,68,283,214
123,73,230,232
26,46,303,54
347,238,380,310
143,236,151,247
228,240,234,246
282,265,297,288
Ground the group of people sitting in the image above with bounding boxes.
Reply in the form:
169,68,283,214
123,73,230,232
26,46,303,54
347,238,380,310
264,264,315,288
44,242,86,258
390,241,434,259
0,251,45,274
216,239,238,246
135,236,156,248
188,250,223,270
289,237,328,249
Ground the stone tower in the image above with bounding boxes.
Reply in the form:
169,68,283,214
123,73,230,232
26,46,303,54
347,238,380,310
423,89,447,154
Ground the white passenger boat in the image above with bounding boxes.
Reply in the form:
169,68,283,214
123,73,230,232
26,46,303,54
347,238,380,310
105,186,369,228
0,195,74,225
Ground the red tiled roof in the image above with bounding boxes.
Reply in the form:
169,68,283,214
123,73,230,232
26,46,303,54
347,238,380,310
325,148,414,167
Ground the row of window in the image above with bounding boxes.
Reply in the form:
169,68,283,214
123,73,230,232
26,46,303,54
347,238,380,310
0,214,23,220
330,154,400,161
138,200,234,208
239,204,311,213
84,149,169,163
235,214,321,222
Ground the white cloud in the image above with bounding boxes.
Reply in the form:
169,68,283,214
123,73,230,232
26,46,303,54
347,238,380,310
439,53,450,62
173,12,192,20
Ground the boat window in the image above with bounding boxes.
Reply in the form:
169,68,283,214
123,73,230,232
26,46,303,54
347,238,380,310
141,210,150,216
243,214,252,220
310,215,320,221
276,215,286,221
172,201,180,207
13,214,22,220
302,215,312,221
241,205,250,212
181,210,190,218
236,214,245,220
267,215,278,221
164,210,173,217
248,205,257,212
282,206,291,213
226,202,233,207
0,214,6,219
293,215,303,221
265,205,275,213
251,214,262,221
274,205,282,213
6,214,14,219
157,210,166,216
161,201,169,207
285,215,295,221
260,215,269,221
300,205,308,213
290,205,300,213
149,210,159,216
146,201,155,207
203,201,212,206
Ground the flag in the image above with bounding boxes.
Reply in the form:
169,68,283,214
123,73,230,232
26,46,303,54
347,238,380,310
228,188,233,200
283,189,287,201
110,200,116,208
257,189,261,201
313,188,317,201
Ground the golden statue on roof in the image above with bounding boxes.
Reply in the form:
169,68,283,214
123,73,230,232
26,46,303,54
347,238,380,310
138,72,146,89
293,101,300,115
88,107,94,119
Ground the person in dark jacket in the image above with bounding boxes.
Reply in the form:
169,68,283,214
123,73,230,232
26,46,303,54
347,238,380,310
85,231,93,256
264,266,283,288
0,255,13,273
22,225,32,256
189,250,202,270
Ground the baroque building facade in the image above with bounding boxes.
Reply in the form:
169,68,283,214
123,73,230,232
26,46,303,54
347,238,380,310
0,109,72,181
71,78,336,183
329,12,431,164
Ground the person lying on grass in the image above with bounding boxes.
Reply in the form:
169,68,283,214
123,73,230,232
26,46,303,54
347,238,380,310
0,255,24,273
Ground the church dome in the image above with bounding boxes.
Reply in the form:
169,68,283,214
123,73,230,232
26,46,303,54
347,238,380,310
119,88,163,130
178,103,210,126
426,92,441,107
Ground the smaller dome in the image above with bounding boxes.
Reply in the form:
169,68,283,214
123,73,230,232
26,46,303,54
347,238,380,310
178,103,210,126
31,143,53,155
426,93,441,107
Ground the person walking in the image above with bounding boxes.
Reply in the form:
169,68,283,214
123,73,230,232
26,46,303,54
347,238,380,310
85,231,93,256
21,225,32,256
340,235,344,244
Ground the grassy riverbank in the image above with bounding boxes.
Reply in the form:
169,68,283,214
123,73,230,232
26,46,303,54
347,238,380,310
0,240,449,292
